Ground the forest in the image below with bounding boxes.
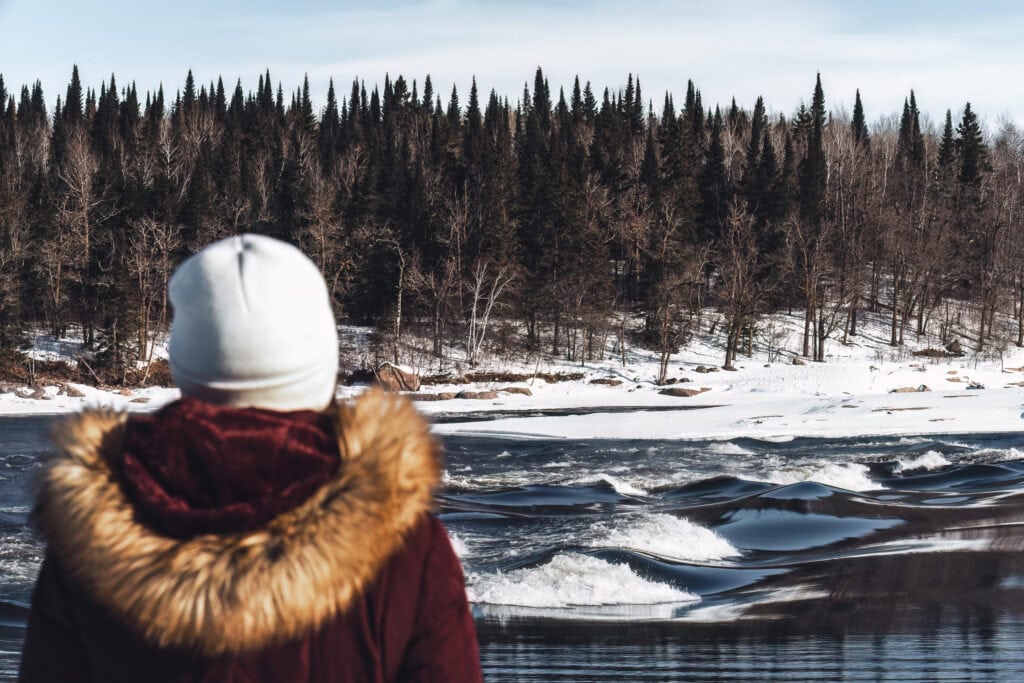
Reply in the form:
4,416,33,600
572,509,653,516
0,66,1021,384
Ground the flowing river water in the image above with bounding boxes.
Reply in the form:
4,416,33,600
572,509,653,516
3,411,1024,681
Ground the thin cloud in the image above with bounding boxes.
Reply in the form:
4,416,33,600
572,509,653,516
0,0,1021,125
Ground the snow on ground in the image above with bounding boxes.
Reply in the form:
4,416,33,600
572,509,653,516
416,311,1024,440
3,312,1024,440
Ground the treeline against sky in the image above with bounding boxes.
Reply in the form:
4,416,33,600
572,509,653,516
0,67,1021,381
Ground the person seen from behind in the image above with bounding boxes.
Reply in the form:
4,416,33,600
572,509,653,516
20,234,483,682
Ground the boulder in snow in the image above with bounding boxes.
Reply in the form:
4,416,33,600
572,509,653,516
456,390,499,400
375,362,421,392
890,385,931,393
411,392,457,402
659,387,710,398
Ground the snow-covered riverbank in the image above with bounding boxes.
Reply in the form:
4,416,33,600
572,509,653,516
3,312,1024,441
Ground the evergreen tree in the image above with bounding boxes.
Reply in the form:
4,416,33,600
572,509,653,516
422,74,433,109
319,79,340,171
742,96,766,198
298,74,317,134
214,77,227,122
698,107,730,243
570,76,583,124
798,74,827,230
937,109,956,172
851,89,868,147
463,77,484,179
957,102,987,186
182,69,196,115
64,65,84,124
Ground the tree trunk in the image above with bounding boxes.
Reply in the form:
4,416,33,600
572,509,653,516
1017,278,1024,347
977,300,986,353
890,274,899,346
803,306,812,358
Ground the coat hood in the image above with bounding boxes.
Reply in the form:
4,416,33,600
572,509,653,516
119,397,341,538
33,389,441,656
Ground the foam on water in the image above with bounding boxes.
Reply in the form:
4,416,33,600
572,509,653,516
588,473,648,496
707,442,755,456
971,447,1024,462
443,470,536,489
588,513,740,562
0,535,41,587
763,462,881,491
467,553,698,607
448,531,470,559
894,450,952,473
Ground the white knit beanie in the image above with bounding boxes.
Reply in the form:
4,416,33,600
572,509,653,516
168,234,339,412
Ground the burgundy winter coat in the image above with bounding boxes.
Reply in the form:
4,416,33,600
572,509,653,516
19,390,482,682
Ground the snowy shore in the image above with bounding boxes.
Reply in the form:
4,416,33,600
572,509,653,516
3,313,1024,441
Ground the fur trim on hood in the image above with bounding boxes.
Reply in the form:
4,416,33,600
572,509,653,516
33,389,441,656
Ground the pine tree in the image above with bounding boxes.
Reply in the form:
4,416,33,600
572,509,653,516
446,85,460,129
298,74,317,134
897,91,924,167
463,77,484,173
422,75,433,109
851,89,868,147
937,109,956,172
570,76,583,124
957,102,987,186
582,82,597,122
182,69,196,115
214,77,227,122
319,78,340,170
798,74,827,230
742,96,766,198
64,65,84,124
640,127,659,193
698,107,729,243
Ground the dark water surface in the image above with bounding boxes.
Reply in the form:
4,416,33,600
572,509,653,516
3,411,1024,681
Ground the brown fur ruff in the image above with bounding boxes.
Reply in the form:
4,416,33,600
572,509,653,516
33,389,441,656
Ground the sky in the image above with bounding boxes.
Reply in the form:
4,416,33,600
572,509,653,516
1,0,1023,129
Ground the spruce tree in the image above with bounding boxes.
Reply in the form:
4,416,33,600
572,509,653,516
957,102,987,186
851,89,868,147
570,76,583,124
697,107,729,243
798,74,826,230
182,70,196,115
937,109,956,171
742,96,766,199
64,65,84,124
319,79,340,170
